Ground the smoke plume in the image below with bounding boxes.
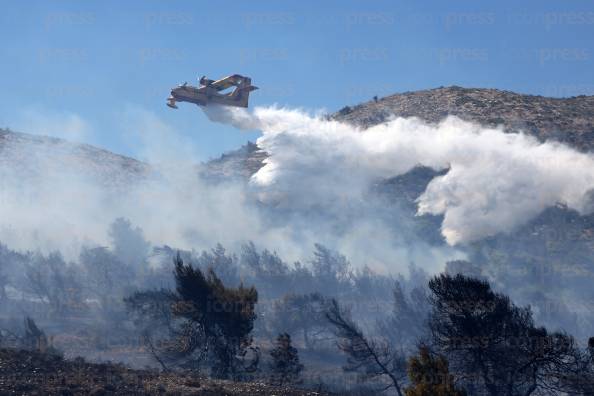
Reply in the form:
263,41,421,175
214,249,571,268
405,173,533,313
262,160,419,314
7,103,593,274
205,105,594,245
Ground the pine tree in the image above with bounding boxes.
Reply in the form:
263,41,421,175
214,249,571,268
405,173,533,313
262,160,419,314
172,255,259,379
325,299,406,395
428,273,575,395
405,346,466,396
269,333,304,386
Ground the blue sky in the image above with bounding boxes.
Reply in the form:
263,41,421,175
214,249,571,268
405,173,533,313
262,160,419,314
1,0,593,161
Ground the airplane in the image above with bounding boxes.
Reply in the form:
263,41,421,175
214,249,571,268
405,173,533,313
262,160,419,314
167,74,258,109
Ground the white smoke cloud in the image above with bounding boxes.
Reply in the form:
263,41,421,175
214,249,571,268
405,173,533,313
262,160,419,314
119,105,201,166
6,102,594,274
1,107,462,274
13,107,93,143
204,105,594,245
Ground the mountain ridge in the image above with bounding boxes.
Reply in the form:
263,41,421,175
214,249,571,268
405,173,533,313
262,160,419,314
332,85,594,151
0,127,151,187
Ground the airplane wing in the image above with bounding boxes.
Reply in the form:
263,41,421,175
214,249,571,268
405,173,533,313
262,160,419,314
210,75,248,91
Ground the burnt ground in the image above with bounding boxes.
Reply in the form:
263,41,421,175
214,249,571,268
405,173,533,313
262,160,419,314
0,348,328,396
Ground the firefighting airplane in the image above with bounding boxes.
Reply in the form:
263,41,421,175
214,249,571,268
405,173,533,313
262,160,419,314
166,74,258,109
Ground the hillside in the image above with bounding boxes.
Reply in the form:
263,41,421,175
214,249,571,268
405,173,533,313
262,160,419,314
202,141,268,181
0,128,151,187
333,86,594,151
201,87,594,337
0,348,326,396
2,87,594,392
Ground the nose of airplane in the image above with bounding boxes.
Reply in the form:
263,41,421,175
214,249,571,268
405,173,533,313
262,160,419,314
166,95,177,109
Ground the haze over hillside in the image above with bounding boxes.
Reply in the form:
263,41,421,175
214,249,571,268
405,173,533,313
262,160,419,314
0,128,151,187
3,87,594,250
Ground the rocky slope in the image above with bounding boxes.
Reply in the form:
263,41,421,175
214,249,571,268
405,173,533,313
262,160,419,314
333,86,594,151
202,141,267,181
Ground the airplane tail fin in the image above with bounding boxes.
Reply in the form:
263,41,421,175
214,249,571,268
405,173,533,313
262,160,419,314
232,84,258,108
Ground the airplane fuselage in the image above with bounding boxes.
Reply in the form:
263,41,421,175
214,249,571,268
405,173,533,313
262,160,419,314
167,74,256,109
170,85,227,107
